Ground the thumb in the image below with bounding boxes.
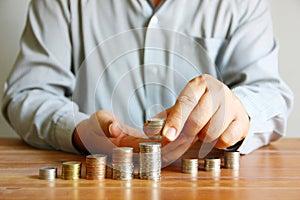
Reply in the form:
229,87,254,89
108,122,123,138
95,110,123,138
96,111,145,138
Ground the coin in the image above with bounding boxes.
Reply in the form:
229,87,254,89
224,151,240,169
182,158,198,174
61,161,82,180
139,142,161,180
39,166,57,180
144,118,166,138
113,147,134,163
204,157,221,172
111,163,134,180
86,154,107,180
112,147,134,180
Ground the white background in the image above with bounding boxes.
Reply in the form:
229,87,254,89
0,0,299,138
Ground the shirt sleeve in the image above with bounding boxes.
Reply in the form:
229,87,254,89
1,0,89,153
217,0,293,154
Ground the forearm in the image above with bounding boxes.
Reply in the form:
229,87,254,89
3,89,89,153
0,0,90,153
232,82,293,154
217,0,294,153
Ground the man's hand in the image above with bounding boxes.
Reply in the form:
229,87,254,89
162,74,250,149
73,110,168,154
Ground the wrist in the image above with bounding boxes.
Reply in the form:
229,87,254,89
72,128,89,155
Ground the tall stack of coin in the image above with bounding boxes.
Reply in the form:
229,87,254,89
224,151,240,169
86,154,107,180
111,147,134,180
182,158,198,174
39,166,57,180
145,118,166,137
61,161,82,180
139,142,161,180
204,157,221,172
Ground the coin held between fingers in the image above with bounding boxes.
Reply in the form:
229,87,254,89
144,118,166,138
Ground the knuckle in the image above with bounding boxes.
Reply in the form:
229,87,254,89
200,73,210,80
187,116,203,131
177,95,197,107
169,109,183,124
191,75,207,86
199,74,212,84
198,131,215,143
218,133,239,148
95,110,106,118
218,137,233,147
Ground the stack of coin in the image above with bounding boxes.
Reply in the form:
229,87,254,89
86,154,107,180
139,142,161,180
224,151,240,169
145,118,166,137
204,157,221,172
39,166,57,180
181,158,198,174
61,161,82,180
111,147,134,180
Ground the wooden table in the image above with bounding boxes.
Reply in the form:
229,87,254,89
0,138,299,200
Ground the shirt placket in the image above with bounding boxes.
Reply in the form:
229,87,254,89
144,13,167,120
139,0,172,120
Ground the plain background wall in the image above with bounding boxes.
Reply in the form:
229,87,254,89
0,0,299,138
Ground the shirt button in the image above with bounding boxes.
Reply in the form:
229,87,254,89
151,16,158,24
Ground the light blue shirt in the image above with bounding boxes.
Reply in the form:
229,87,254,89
2,0,293,154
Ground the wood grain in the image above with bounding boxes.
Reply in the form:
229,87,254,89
0,138,299,200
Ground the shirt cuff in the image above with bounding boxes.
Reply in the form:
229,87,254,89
55,109,89,154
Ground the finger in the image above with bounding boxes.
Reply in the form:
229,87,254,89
108,122,122,138
161,134,198,166
110,134,169,153
162,76,207,141
182,90,218,138
126,125,147,138
75,116,117,155
143,108,171,136
108,120,147,139
95,110,145,138
198,103,233,143
214,118,249,149
95,110,116,137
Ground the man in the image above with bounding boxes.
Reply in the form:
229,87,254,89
2,0,293,166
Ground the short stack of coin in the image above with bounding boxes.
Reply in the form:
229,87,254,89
86,154,107,180
204,157,221,172
139,142,161,180
61,161,82,180
39,166,57,180
111,147,134,180
224,151,240,169
145,118,166,137
182,158,198,174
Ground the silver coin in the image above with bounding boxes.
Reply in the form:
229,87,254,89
39,166,57,180
112,147,134,180
182,158,198,174
145,118,166,137
224,151,240,169
204,157,221,172
139,142,161,180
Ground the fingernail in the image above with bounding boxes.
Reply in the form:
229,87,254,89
108,124,113,137
163,127,177,141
